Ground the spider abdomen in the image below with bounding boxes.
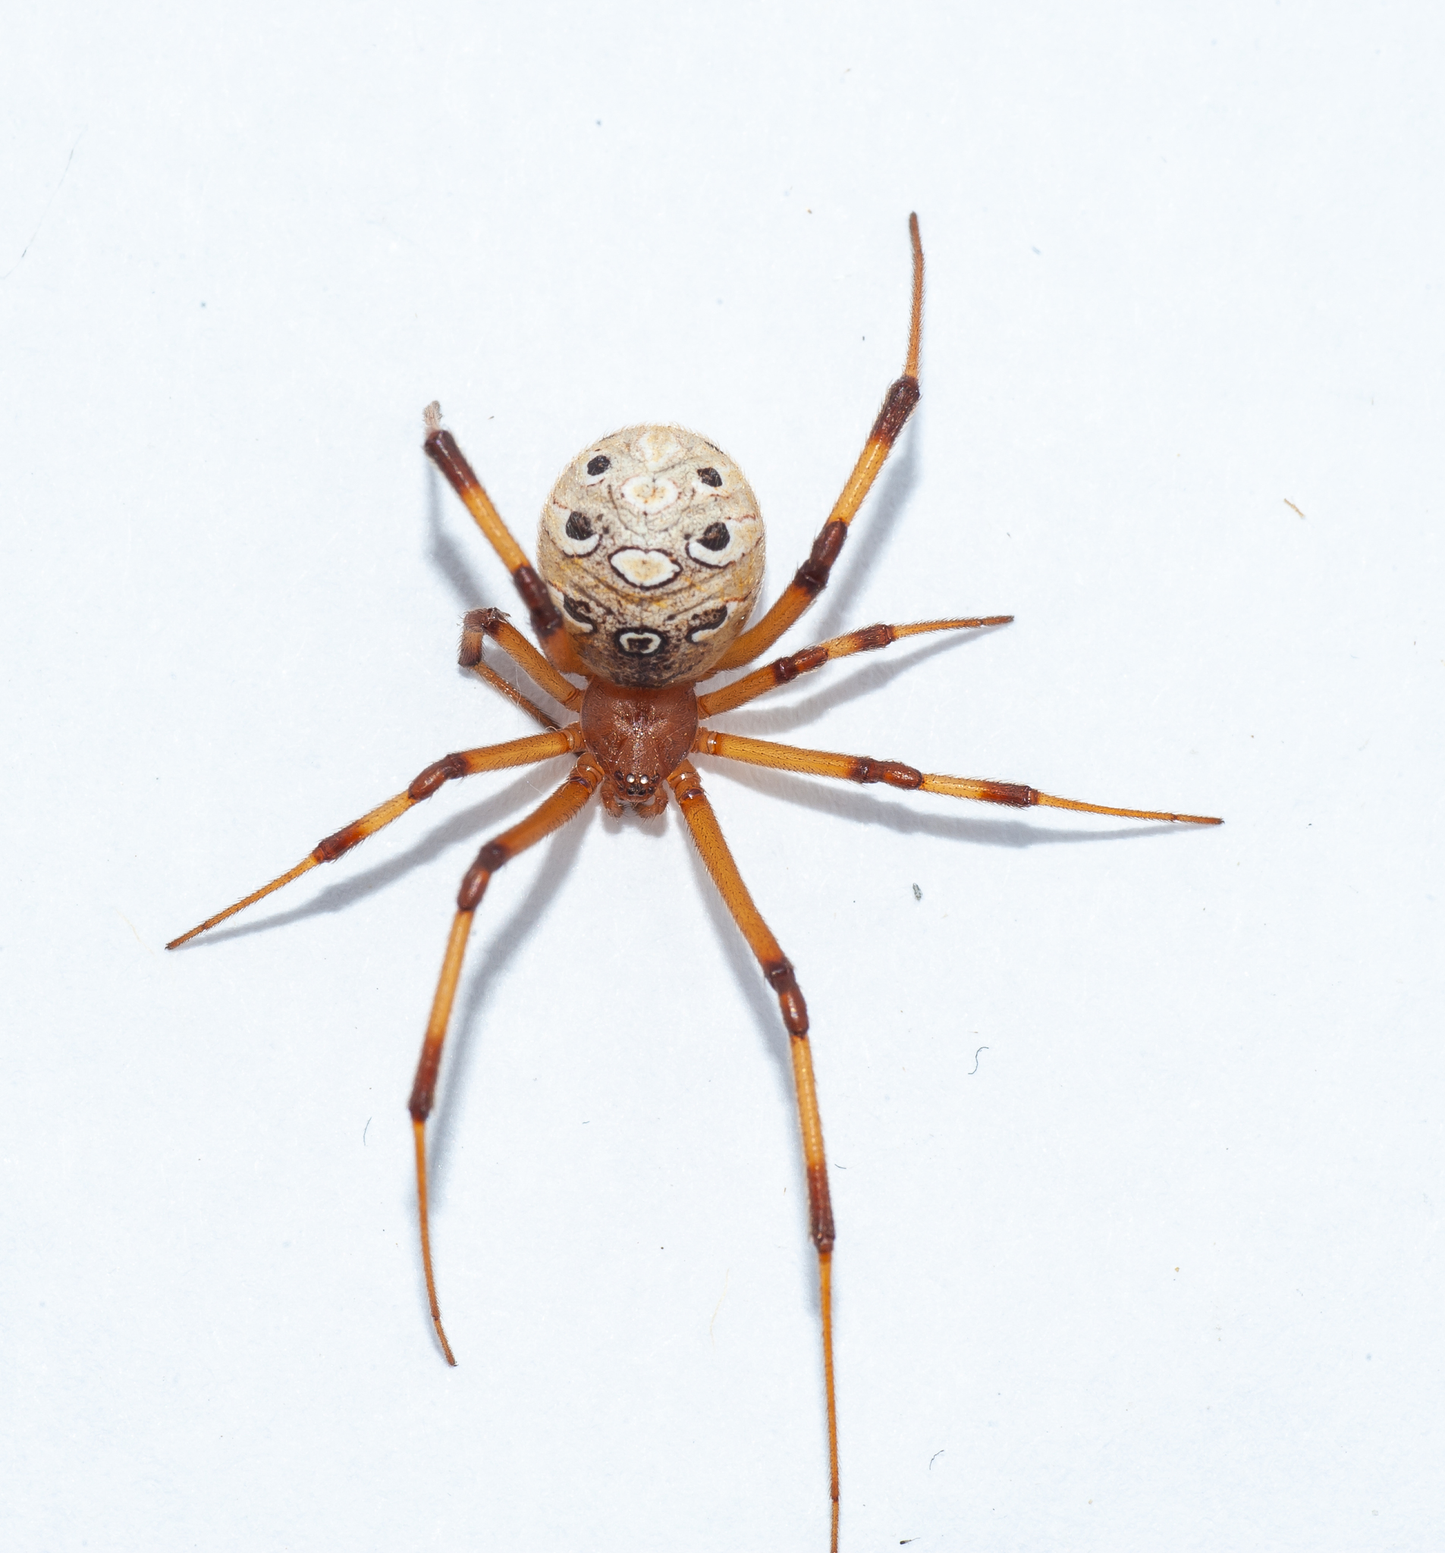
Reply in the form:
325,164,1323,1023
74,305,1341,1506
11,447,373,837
536,425,766,687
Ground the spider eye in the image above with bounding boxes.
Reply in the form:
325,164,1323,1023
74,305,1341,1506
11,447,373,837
697,521,729,552
696,467,722,488
565,511,593,540
586,454,610,477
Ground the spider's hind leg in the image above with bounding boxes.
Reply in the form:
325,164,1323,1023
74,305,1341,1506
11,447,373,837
408,753,604,1365
665,759,841,1553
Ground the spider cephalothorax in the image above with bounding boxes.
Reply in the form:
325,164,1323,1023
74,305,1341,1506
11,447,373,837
535,424,765,686
579,679,698,818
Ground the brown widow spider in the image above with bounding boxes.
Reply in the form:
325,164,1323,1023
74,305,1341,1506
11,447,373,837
169,214,1219,1551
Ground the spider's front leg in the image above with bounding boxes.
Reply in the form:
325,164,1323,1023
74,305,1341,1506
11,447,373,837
665,760,841,1553
409,753,604,1365
713,213,925,672
423,403,587,676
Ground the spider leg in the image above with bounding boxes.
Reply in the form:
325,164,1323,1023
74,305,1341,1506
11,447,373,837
465,652,560,730
409,753,604,1365
694,729,1223,825
423,403,587,676
166,727,583,948
699,614,1012,718
665,759,841,1553
712,214,925,673
459,607,585,713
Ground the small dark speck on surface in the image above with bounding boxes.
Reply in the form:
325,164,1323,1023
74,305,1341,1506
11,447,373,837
912,882,922,901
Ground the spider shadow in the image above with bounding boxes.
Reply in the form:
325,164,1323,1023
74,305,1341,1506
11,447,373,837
428,800,596,1191
423,459,583,711
425,459,493,615
713,628,1004,741
190,768,572,945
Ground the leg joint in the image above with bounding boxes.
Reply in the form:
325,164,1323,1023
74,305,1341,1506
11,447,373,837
476,839,510,873
870,374,921,446
423,427,479,494
409,752,469,800
764,958,809,1034
313,823,362,863
457,607,509,667
667,766,706,803
789,644,830,675
806,1161,836,1251
457,850,502,910
852,756,923,789
794,520,848,597
512,564,563,638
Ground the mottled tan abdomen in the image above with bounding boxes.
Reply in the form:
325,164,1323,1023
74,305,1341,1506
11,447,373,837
536,425,766,686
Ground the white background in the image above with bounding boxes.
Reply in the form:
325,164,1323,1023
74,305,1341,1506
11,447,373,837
3,4,1441,1550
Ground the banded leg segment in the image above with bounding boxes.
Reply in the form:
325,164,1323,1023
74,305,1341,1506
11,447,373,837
698,614,1012,718
694,729,1223,824
409,754,604,1365
422,402,587,676
666,760,841,1553
166,727,583,948
712,214,925,674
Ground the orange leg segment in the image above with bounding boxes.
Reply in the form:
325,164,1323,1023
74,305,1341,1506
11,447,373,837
166,727,583,949
713,214,925,674
698,614,1012,718
409,754,604,1364
465,653,560,730
422,403,587,676
666,760,840,1553
459,607,585,712
694,729,1223,825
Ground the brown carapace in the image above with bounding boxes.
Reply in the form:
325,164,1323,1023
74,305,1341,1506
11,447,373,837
168,215,1220,1552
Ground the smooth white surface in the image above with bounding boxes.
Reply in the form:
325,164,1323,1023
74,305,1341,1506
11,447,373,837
3,4,1441,1550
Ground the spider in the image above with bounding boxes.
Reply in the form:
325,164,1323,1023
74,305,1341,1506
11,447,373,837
169,215,1220,1551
